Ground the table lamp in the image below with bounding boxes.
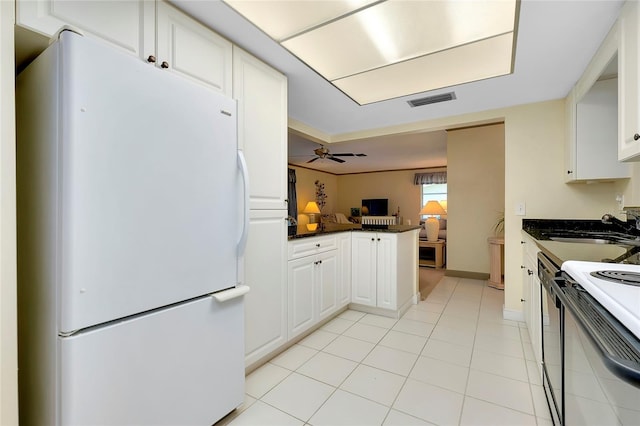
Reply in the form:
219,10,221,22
420,200,446,241
303,201,321,224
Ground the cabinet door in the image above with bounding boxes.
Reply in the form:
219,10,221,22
288,257,315,339
336,233,352,307
521,234,542,366
243,210,287,367
156,1,232,95
16,0,154,58
620,0,640,161
233,46,288,210
351,233,377,307
376,234,397,310
317,251,338,321
575,78,628,179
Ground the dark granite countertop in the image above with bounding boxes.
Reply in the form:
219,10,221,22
522,219,640,266
288,223,421,240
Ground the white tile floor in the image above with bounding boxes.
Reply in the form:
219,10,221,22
223,276,554,426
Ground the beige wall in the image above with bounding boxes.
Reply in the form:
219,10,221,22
289,166,338,225
447,124,505,274
294,99,625,318
1,1,18,424
503,99,624,316
336,168,446,225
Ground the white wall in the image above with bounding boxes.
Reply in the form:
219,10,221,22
1,1,19,424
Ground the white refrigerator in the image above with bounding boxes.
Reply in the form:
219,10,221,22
16,30,249,425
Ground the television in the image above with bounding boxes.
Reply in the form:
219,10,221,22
361,198,388,216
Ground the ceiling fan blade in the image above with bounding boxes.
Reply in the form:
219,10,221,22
329,156,345,163
307,157,319,163
332,153,367,157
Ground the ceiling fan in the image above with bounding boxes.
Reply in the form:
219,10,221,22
306,146,367,163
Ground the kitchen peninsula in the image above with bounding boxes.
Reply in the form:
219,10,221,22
285,223,420,354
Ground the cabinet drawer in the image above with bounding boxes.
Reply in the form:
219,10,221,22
288,235,337,260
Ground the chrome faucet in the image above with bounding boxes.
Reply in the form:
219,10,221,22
602,211,640,233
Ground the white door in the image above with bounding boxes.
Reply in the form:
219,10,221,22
233,46,288,210
156,1,233,95
317,250,338,320
288,257,315,338
351,233,377,307
337,234,352,307
376,234,397,310
243,210,287,367
59,295,244,425
57,33,239,333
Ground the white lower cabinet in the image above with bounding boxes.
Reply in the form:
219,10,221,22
351,232,378,307
336,233,352,307
351,230,418,313
243,210,287,368
287,237,338,340
521,233,542,366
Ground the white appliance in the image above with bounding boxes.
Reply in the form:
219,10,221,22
16,31,250,425
562,260,640,339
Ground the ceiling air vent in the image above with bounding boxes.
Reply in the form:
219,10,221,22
408,92,456,107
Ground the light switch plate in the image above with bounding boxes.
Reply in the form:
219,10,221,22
515,202,526,216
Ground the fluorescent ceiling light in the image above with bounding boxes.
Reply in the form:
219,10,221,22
224,0,519,105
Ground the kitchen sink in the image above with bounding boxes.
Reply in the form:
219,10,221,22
549,237,613,244
543,230,640,247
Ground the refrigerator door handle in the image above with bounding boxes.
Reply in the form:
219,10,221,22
212,285,250,302
237,150,250,256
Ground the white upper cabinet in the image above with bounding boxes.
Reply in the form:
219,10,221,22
565,20,629,181
233,46,288,210
16,0,154,57
16,0,233,95
619,0,640,161
155,1,232,95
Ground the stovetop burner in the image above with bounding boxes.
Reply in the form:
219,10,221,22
590,270,640,286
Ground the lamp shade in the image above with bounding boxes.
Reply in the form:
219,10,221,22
420,200,446,216
303,201,321,214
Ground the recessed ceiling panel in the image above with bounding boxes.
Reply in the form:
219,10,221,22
282,0,517,80
333,33,514,104
223,0,518,104
224,0,378,41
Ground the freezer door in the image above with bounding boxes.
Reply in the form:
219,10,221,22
59,295,244,425
56,32,239,332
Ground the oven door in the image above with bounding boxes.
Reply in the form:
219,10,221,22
539,254,563,425
562,281,640,425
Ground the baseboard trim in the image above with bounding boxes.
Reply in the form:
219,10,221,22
503,305,525,322
444,270,490,280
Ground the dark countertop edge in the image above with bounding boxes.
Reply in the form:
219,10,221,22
522,218,638,266
522,219,609,240
288,224,421,240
